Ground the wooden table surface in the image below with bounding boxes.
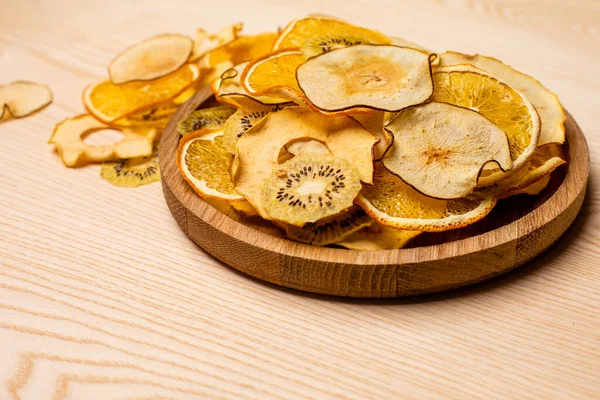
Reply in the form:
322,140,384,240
1,0,599,398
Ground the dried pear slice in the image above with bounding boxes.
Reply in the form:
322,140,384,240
356,165,497,232
83,64,199,123
383,102,512,199
190,23,243,62
222,103,286,153
178,129,244,201
285,207,372,245
49,115,156,167
351,112,392,160
337,223,421,250
109,34,193,84
432,64,541,185
439,51,565,145
273,17,391,52
476,144,566,199
234,107,377,218
261,153,362,226
200,32,277,68
101,145,160,188
285,139,329,156
0,81,52,118
390,36,430,53
178,106,235,136
296,45,434,112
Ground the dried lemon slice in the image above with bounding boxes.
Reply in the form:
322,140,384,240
49,115,156,167
356,165,497,232
83,64,199,123
383,102,512,199
101,145,160,188
190,23,243,62
274,17,391,53
439,52,565,145
432,64,541,184
200,32,277,69
178,129,245,201
296,45,434,112
337,223,421,250
0,81,52,118
109,34,193,84
234,107,377,218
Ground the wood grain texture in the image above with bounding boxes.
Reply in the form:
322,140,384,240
1,0,599,398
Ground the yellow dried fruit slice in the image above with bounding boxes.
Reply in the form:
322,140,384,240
109,34,193,84
177,129,244,201
356,165,497,232
113,101,180,127
285,139,329,156
234,107,377,218
189,23,243,62
273,17,391,53
337,223,421,250
200,32,277,68
390,36,430,53
101,145,160,188
173,87,196,105
49,114,156,167
383,102,512,199
296,45,434,112
285,207,372,245
507,175,551,197
231,200,259,217
351,112,392,160
83,64,199,123
222,103,286,153
178,106,235,136
432,64,541,185
261,153,362,226
0,81,52,118
439,51,565,145
242,49,306,99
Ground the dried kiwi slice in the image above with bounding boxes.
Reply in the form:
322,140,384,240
285,207,372,245
101,145,160,188
178,106,235,136
261,153,362,226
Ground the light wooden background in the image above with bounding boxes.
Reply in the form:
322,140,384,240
1,0,599,398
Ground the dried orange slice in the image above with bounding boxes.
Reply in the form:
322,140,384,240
274,17,391,54
432,64,541,185
242,49,306,99
0,81,52,118
83,64,199,123
113,101,180,127
296,45,434,112
178,129,245,201
383,102,512,199
189,23,243,62
109,34,193,84
200,32,277,69
356,165,497,232
439,52,565,145
337,223,421,250
49,115,156,167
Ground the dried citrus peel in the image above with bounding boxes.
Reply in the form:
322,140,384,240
0,81,52,118
49,114,156,167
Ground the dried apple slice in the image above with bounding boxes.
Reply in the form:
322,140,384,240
383,102,512,199
432,64,541,185
109,34,193,84
83,64,199,123
0,81,52,118
234,107,377,218
49,115,156,167
296,45,434,112
336,223,421,250
178,129,245,201
356,164,497,232
285,139,329,156
351,112,392,160
200,32,277,68
222,103,286,153
439,51,565,145
189,23,243,62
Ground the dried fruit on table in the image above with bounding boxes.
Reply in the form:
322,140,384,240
109,34,193,84
222,103,286,153
178,106,235,136
0,81,52,119
190,23,243,62
337,223,421,250
83,64,199,123
49,114,156,167
242,49,306,100
101,145,160,187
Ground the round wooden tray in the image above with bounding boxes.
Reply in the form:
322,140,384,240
159,87,589,298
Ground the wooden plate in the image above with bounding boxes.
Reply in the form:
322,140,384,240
159,88,589,298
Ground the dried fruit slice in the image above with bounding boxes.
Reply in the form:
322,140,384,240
285,207,372,245
242,49,306,99
352,112,392,160
178,106,235,136
83,64,199,123
109,34,193,84
507,175,551,197
113,101,180,127
296,45,434,112
0,81,52,118
234,107,377,218
200,32,277,68
178,129,244,201
383,102,512,199
222,104,285,153
390,36,430,53
337,224,421,250
432,64,541,184
261,153,362,226
285,139,329,156
356,165,497,232
49,115,156,167
190,23,243,62
101,145,160,188
274,17,391,53
439,51,565,145
476,144,566,198
173,87,196,105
